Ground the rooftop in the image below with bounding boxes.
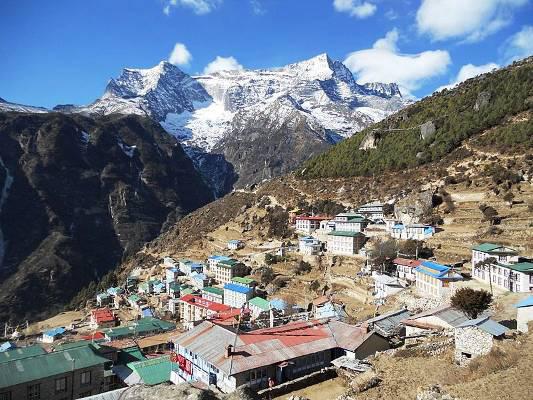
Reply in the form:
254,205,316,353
0,344,110,389
249,297,270,310
202,286,224,296
208,255,232,262
515,296,533,308
328,230,365,237
174,319,374,376
405,305,472,328
393,258,422,268
103,318,176,339
223,283,253,294
0,345,46,364
457,316,509,337
91,308,116,323
503,262,533,273
179,294,231,312
127,355,171,385
295,215,330,221
231,276,255,285
472,243,518,254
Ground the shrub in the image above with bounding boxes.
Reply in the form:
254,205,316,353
451,288,492,319
293,260,312,275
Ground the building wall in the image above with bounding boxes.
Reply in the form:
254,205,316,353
517,307,533,333
223,289,252,308
352,333,390,359
454,326,494,365
0,366,106,400
472,262,532,292
327,235,363,256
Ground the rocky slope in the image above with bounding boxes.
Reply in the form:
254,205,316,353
73,54,409,194
0,112,213,322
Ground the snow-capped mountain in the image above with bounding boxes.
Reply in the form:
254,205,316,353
0,97,48,113
82,54,408,152
68,54,410,193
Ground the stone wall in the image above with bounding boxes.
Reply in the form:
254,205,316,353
454,326,493,365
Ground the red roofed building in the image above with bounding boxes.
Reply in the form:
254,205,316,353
178,294,233,329
171,319,389,393
393,257,422,283
90,308,118,329
295,215,330,234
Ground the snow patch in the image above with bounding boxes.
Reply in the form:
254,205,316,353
117,140,136,158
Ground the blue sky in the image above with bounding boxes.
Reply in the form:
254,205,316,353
1,0,532,108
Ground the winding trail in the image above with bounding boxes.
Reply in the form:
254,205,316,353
0,155,13,269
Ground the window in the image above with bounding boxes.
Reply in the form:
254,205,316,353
55,377,67,393
27,384,40,400
0,392,11,400
81,371,92,386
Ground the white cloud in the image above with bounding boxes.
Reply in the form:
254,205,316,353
165,0,221,15
416,0,528,42
333,0,377,18
504,25,533,62
436,63,499,92
203,56,244,75
250,0,265,15
168,43,192,66
344,29,451,94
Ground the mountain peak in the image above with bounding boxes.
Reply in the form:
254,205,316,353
362,82,402,98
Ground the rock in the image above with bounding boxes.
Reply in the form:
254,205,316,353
474,91,491,111
420,121,436,140
394,190,434,225
359,130,380,150
417,385,458,400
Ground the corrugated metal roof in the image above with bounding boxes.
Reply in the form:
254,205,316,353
472,243,517,252
366,309,411,336
127,356,171,385
0,345,46,364
224,283,253,294
514,296,533,308
407,305,470,328
174,319,373,376
249,297,270,310
0,344,109,389
79,387,127,400
457,317,509,337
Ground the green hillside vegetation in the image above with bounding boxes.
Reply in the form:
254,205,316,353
300,57,533,179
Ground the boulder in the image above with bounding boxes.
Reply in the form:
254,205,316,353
420,121,436,140
474,91,491,111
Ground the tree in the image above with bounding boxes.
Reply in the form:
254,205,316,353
293,260,312,275
260,266,275,284
451,288,493,319
475,257,497,294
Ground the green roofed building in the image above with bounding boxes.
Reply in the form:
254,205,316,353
248,297,271,318
471,243,532,292
327,231,366,256
103,317,176,341
231,276,256,288
125,356,172,386
202,286,224,303
0,343,112,399
0,345,46,364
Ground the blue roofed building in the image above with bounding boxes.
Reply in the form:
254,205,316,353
414,260,463,298
515,296,533,333
42,327,66,343
223,283,254,308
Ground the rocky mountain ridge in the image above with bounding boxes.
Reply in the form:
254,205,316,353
60,54,409,194
0,112,213,322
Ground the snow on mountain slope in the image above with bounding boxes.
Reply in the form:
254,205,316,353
82,53,410,152
0,98,48,113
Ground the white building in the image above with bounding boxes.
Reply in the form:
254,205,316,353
227,240,245,250
391,224,435,240
298,236,321,255
210,258,248,285
326,231,365,256
372,273,405,300
163,257,177,268
471,243,533,292
357,202,385,221
191,272,209,289
393,258,422,284
414,260,463,298
223,283,254,308
295,216,329,235
333,213,370,233
514,296,533,333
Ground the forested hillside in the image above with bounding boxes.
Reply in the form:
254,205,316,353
300,57,533,179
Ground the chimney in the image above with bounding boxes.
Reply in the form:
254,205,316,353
224,344,233,358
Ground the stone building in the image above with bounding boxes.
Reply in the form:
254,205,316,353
454,316,508,365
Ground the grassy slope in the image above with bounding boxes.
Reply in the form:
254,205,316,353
301,57,532,179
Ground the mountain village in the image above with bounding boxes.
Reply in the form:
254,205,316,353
1,193,532,400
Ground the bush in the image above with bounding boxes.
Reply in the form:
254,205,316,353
451,288,492,319
260,266,275,284
266,206,290,238
293,260,312,275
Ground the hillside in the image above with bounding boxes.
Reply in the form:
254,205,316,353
300,56,533,179
0,112,212,323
